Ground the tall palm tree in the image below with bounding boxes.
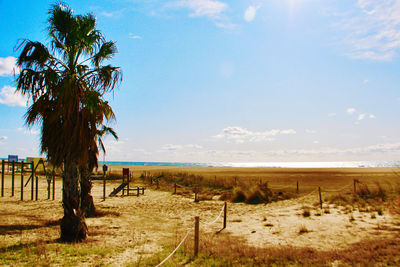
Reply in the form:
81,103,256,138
16,3,121,242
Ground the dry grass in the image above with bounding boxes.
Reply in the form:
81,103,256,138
1,165,400,266
141,230,400,266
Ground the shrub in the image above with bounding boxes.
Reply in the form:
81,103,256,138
231,187,246,203
245,186,266,204
302,207,311,217
298,225,309,234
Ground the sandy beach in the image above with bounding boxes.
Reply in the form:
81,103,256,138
1,165,400,265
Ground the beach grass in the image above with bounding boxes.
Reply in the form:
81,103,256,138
1,164,400,266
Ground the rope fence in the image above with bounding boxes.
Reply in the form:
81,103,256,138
156,202,227,266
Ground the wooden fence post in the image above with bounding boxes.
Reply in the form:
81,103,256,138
11,161,15,197
353,179,357,194
297,181,299,194
103,171,106,201
194,216,199,257
1,160,4,197
174,183,177,194
31,166,34,200
137,186,139,197
223,201,227,229
20,161,24,201
52,169,55,200
318,187,322,210
35,174,38,201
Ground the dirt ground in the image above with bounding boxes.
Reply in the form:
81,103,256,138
1,167,400,266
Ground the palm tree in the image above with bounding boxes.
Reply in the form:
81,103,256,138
16,3,121,242
82,125,118,217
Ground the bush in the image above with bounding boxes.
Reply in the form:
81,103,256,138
232,187,246,203
245,186,266,204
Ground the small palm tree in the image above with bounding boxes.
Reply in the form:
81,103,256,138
82,125,118,217
16,2,121,241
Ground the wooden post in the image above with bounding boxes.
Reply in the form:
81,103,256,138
194,216,199,257
353,179,357,194
318,187,322,210
137,186,139,197
142,187,144,195
103,170,106,201
127,175,130,197
11,161,15,197
31,166,34,200
35,174,38,201
174,183,177,194
20,161,24,201
47,173,51,200
297,181,299,194
52,169,55,200
223,201,227,229
1,160,4,197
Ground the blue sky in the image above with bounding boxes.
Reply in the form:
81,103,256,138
1,0,400,163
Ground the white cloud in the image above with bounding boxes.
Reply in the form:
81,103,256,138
358,113,366,120
173,0,228,18
24,129,40,135
313,140,319,144
0,86,27,107
244,5,260,22
0,56,19,76
369,114,376,118
339,0,400,60
0,136,7,144
161,143,203,151
346,108,356,115
129,33,142,39
214,126,296,143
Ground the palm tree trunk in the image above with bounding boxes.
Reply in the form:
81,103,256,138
60,159,87,242
80,167,96,217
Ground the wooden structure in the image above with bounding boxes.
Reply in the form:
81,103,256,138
108,167,145,197
1,159,56,201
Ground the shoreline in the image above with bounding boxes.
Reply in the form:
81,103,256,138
105,164,398,174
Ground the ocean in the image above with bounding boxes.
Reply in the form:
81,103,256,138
99,161,400,168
